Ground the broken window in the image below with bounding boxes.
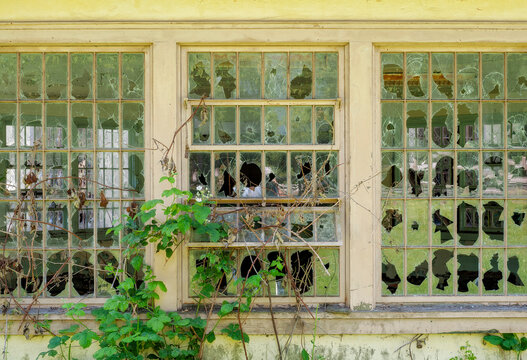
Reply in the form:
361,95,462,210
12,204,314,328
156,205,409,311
0,50,145,299
186,48,342,301
381,51,527,296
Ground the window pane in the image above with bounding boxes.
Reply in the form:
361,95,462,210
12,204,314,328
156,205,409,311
71,103,93,149
290,53,312,99
264,106,287,144
290,106,312,144
122,53,144,99
188,53,211,99
122,102,144,148
20,53,42,100
431,53,454,100
482,53,504,100
406,53,428,99
214,106,236,145
46,103,67,149
45,53,68,100
381,53,403,100
213,53,236,99
0,54,17,100
239,53,261,99
315,53,338,99
0,103,17,148
264,53,287,99
239,106,261,144
96,53,119,99
71,53,93,100
456,53,479,99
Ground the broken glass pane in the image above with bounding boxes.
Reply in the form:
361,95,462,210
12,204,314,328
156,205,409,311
45,53,67,100
97,152,120,199
381,199,404,246
0,202,17,247
431,102,453,148
290,249,314,296
264,53,287,99
96,250,119,296
406,199,429,246
431,53,454,100
431,199,454,245
381,53,403,100
20,103,42,148
457,151,479,197
96,53,119,99
214,106,236,145
122,102,144,148
213,53,236,99
0,54,17,100
71,201,94,248
457,200,479,246
266,250,288,296
482,249,504,295
291,151,313,197
20,251,43,296
507,249,527,294
189,250,236,297
96,103,119,149
20,53,42,100
290,106,312,144
71,251,94,296
482,102,504,148
381,102,403,148
189,152,211,194
507,102,527,148
381,151,404,198
508,200,527,246
316,248,339,296
457,249,479,294
482,53,504,100
240,152,262,198
46,103,67,149
20,152,43,199
457,102,479,148
264,106,287,144
316,211,337,242
239,53,261,99
265,151,287,198
0,103,16,148
432,152,454,197
71,53,93,100
507,53,527,99
71,103,93,149
122,53,144,100
71,152,94,199
239,211,264,242
97,201,120,247
46,152,68,198
508,151,527,197
406,53,428,99
46,250,69,297
407,151,428,198
46,202,68,248
431,248,454,295
406,102,427,148
406,249,429,295
316,151,338,197
188,53,211,99
0,152,16,199
122,152,144,198
457,53,479,99
315,53,338,99
239,106,261,144
381,248,403,295
0,251,18,296
290,53,312,99
19,202,43,247
482,200,504,244
482,151,504,197
290,211,314,242
315,106,334,144
214,152,236,197
192,105,211,145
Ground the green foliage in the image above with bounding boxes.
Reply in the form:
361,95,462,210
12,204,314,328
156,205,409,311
38,173,254,360
449,342,477,360
484,333,527,360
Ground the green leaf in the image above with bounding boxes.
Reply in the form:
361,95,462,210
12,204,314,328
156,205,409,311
220,323,249,343
47,336,65,349
219,301,236,317
140,209,157,223
520,337,527,351
301,349,310,360
192,204,211,224
160,176,175,184
93,346,118,359
141,199,163,211
484,335,504,346
503,333,518,340
206,331,216,343
131,255,143,271
71,330,97,349
147,280,167,293
502,338,518,350
59,324,80,335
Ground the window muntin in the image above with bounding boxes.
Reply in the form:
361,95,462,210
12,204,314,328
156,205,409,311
380,52,527,297
185,49,343,301
0,50,145,299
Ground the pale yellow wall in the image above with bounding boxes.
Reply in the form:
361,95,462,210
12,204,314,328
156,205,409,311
1,0,527,22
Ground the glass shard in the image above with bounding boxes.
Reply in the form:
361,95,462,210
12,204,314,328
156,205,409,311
508,152,527,197
406,199,429,246
482,102,504,148
96,103,119,149
96,53,119,99
240,152,262,198
214,106,236,144
46,103,67,149
431,102,453,148
457,200,479,246
432,152,454,197
381,151,404,198
457,250,479,294
316,248,339,296
431,200,454,245
508,200,527,246
71,201,94,248
315,106,334,144
482,151,504,197
46,152,68,198
122,53,144,99
482,53,504,100
482,249,503,294
46,202,68,248
239,106,261,144
71,103,93,149
213,53,236,99
291,151,313,197
406,53,428,99
456,151,479,197
265,151,287,198
122,152,144,198
482,200,504,243
214,152,236,197
97,152,120,198
45,53,67,100
264,53,287,99
381,248,403,295
456,53,479,99
381,53,403,99
264,106,287,144
316,151,338,197
290,106,312,144
72,251,94,296
189,152,211,194
0,152,17,199
406,102,428,148
71,53,93,100
0,103,17,148
192,105,211,145
431,53,454,100
315,53,338,99
382,199,404,246
290,249,314,295
20,103,43,148
457,102,478,148
0,54,17,100
290,53,312,99
188,53,211,99
507,102,527,148
122,102,144,148
239,53,261,99
407,151,428,198
20,53,42,100
432,249,454,294
507,53,527,99
406,249,429,295
381,102,403,148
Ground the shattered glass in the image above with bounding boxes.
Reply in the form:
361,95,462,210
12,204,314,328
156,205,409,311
457,200,479,246
122,53,144,100
213,53,236,99
316,211,338,242
20,251,43,296
508,151,527,197
291,151,313,197
381,199,404,246
20,103,43,148
431,200,454,246
482,151,504,197
482,102,504,148
0,152,16,199
381,151,404,198
290,211,314,242
20,152,43,199
482,249,504,294
456,53,479,99
240,152,262,198
214,152,237,198
381,102,403,148
0,251,18,295
46,152,68,198
457,249,479,294
406,199,429,246
46,103,67,149
45,202,68,248
122,152,144,198
96,53,119,99
456,151,479,197
381,53,403,100
316,151,338,197
315,106,334,144
316,248,339,296
290,106,312,144
46,250,69,297
266,250,288,296
482,200,504,244
19,202,43,247
507,200,527,246
96,103,119,149
192,105,211,145
407,151,428,198
264,106,287,144
290,249,314,296
96,250,119,296
431,102,453,149
507,53,527,99
0,103,16,148
20,53,42,100
189,152,211,194
406,102,428,148
406,249,429,295
239,106,261,144
70,201,94,248
97,152,120,198
122,102,144,148
71,251,94,296
381,248,403,295
507,102,527,148
432,152,454,197
71,103,93,149
507,249,527,294
457,102,479,148
0,202,17,247
45,53,67,100
431,251,453,295
264,53,287,99
406,53,428,99
0,54,17,100
290,53,312,99
97,202,120,247
189,250,236,297
431,53,454,100
214,106,236,145
315,53,338,99
71,53,93,100
71,152,94,199
482,53,504,100
265,151,287,198
188,53,211,99
239,53,261,99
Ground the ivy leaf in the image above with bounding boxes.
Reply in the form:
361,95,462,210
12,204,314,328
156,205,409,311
206,331,216,343
147,314,170,332
220,323,249,343
48,336,65,349
93,346,118,359
131,255,143,271
218,301,236,317
520,337,527,351
71,330,98,349
484,335,504,346
192,204,211,224
141,199,164,211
